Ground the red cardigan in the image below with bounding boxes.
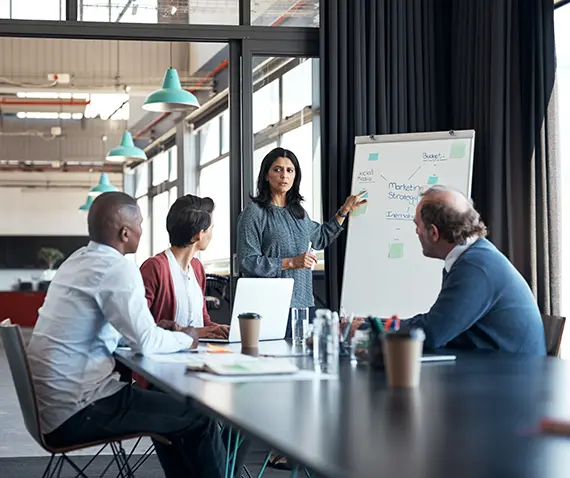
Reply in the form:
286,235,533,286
139,251,213,327
134,252,213,389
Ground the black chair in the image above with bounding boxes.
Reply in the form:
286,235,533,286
0,319,170,478
541,314,566,357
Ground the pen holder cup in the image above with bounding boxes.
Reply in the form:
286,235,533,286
368,330,385,369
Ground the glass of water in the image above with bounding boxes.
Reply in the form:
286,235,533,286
291,307,309,347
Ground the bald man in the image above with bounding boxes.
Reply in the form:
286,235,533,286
27,192,225,478
402,185,545,355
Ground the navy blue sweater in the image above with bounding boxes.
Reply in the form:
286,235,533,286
405,238,546,355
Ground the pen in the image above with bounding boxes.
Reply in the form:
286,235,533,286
342,313,354,342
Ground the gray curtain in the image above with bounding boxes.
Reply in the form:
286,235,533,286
320,0,560,314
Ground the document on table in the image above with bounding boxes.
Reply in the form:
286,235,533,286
147,349,208,364
193,369,339,383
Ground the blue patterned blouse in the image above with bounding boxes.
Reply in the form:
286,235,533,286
237,202,344,308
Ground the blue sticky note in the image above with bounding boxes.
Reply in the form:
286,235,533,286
368,152,379,161
359,190,369,199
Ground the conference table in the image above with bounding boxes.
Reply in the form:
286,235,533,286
115,342,570,478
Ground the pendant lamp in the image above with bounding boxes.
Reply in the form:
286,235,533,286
142,68,200,112
142,44,200,112
79,195,94,211
87,172,119,197
106,131,147,163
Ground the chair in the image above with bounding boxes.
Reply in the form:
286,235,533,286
0,319,170,478
541,314,566,357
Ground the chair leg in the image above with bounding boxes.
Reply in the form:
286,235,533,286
257,451,272,478
41,454,56,478
62,454,89,478
110,441,135,478
230,430,241,478
290,465,299,478
128,444,156,474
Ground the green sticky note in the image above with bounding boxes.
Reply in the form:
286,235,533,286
427,174,439,185
388,242,404,259
352,203,368,217
368,152,379,161
450,141,466,159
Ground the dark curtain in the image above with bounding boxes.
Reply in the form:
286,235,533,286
447,0,560,313
320,0,560,314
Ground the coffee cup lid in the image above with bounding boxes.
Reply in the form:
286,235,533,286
383,327,425,341
238,312,261,320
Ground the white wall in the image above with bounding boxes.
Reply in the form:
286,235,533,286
0,188,91,236
0,177,122,290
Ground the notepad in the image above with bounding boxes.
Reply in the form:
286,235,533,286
187,353,299,376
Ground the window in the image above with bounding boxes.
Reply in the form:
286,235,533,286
169,187,178,206
136,196,151,265
221,110,230,155
134,163,149,198
252,80,280,133
251,0,319,27
152,191,170,255
79,0,239,24
253,142,278,188
152,151,170,186
198,118,222,165
281,123,319,222
282,60,313,118
2,0,64,20
198,158,230,266
555,4,570,358
169,146,178,182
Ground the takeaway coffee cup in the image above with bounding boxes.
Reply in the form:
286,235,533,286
382,328,425,388
238,313,261,348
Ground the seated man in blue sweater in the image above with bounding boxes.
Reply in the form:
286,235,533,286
403,185,546,355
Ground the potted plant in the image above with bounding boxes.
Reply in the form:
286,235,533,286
38,247,65,281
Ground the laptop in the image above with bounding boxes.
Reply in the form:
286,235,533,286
200,278,294,344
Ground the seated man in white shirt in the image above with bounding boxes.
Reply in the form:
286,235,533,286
27,192,225,478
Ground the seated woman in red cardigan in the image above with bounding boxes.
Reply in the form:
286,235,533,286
140,194,229,340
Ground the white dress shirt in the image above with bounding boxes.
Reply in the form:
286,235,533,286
27,242,194,434
444,236,479,272
165,249,204,328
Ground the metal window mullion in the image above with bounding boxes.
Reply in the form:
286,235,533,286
65,0,77,20
229,40,244,300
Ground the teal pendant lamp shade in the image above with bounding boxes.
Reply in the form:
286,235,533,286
79,195,94,211
88,172,119,197
142,68,200,112
106,131,147,163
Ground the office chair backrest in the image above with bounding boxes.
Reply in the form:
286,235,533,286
541,314,566,357
0,320,46,448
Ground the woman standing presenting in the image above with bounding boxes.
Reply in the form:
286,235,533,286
237,147,366,317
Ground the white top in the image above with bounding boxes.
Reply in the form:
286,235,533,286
27,242,194,434
444,236,479,272
165,249,204,328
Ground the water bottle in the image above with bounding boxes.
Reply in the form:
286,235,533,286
312,309,339,374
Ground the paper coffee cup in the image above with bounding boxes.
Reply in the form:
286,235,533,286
238,313,261,348
382,328,425,388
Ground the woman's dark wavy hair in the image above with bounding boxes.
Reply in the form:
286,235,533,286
251,147,305,219
166,194,215,248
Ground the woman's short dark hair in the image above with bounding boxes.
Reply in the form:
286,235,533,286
251,147,305,219
166,194,215,248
